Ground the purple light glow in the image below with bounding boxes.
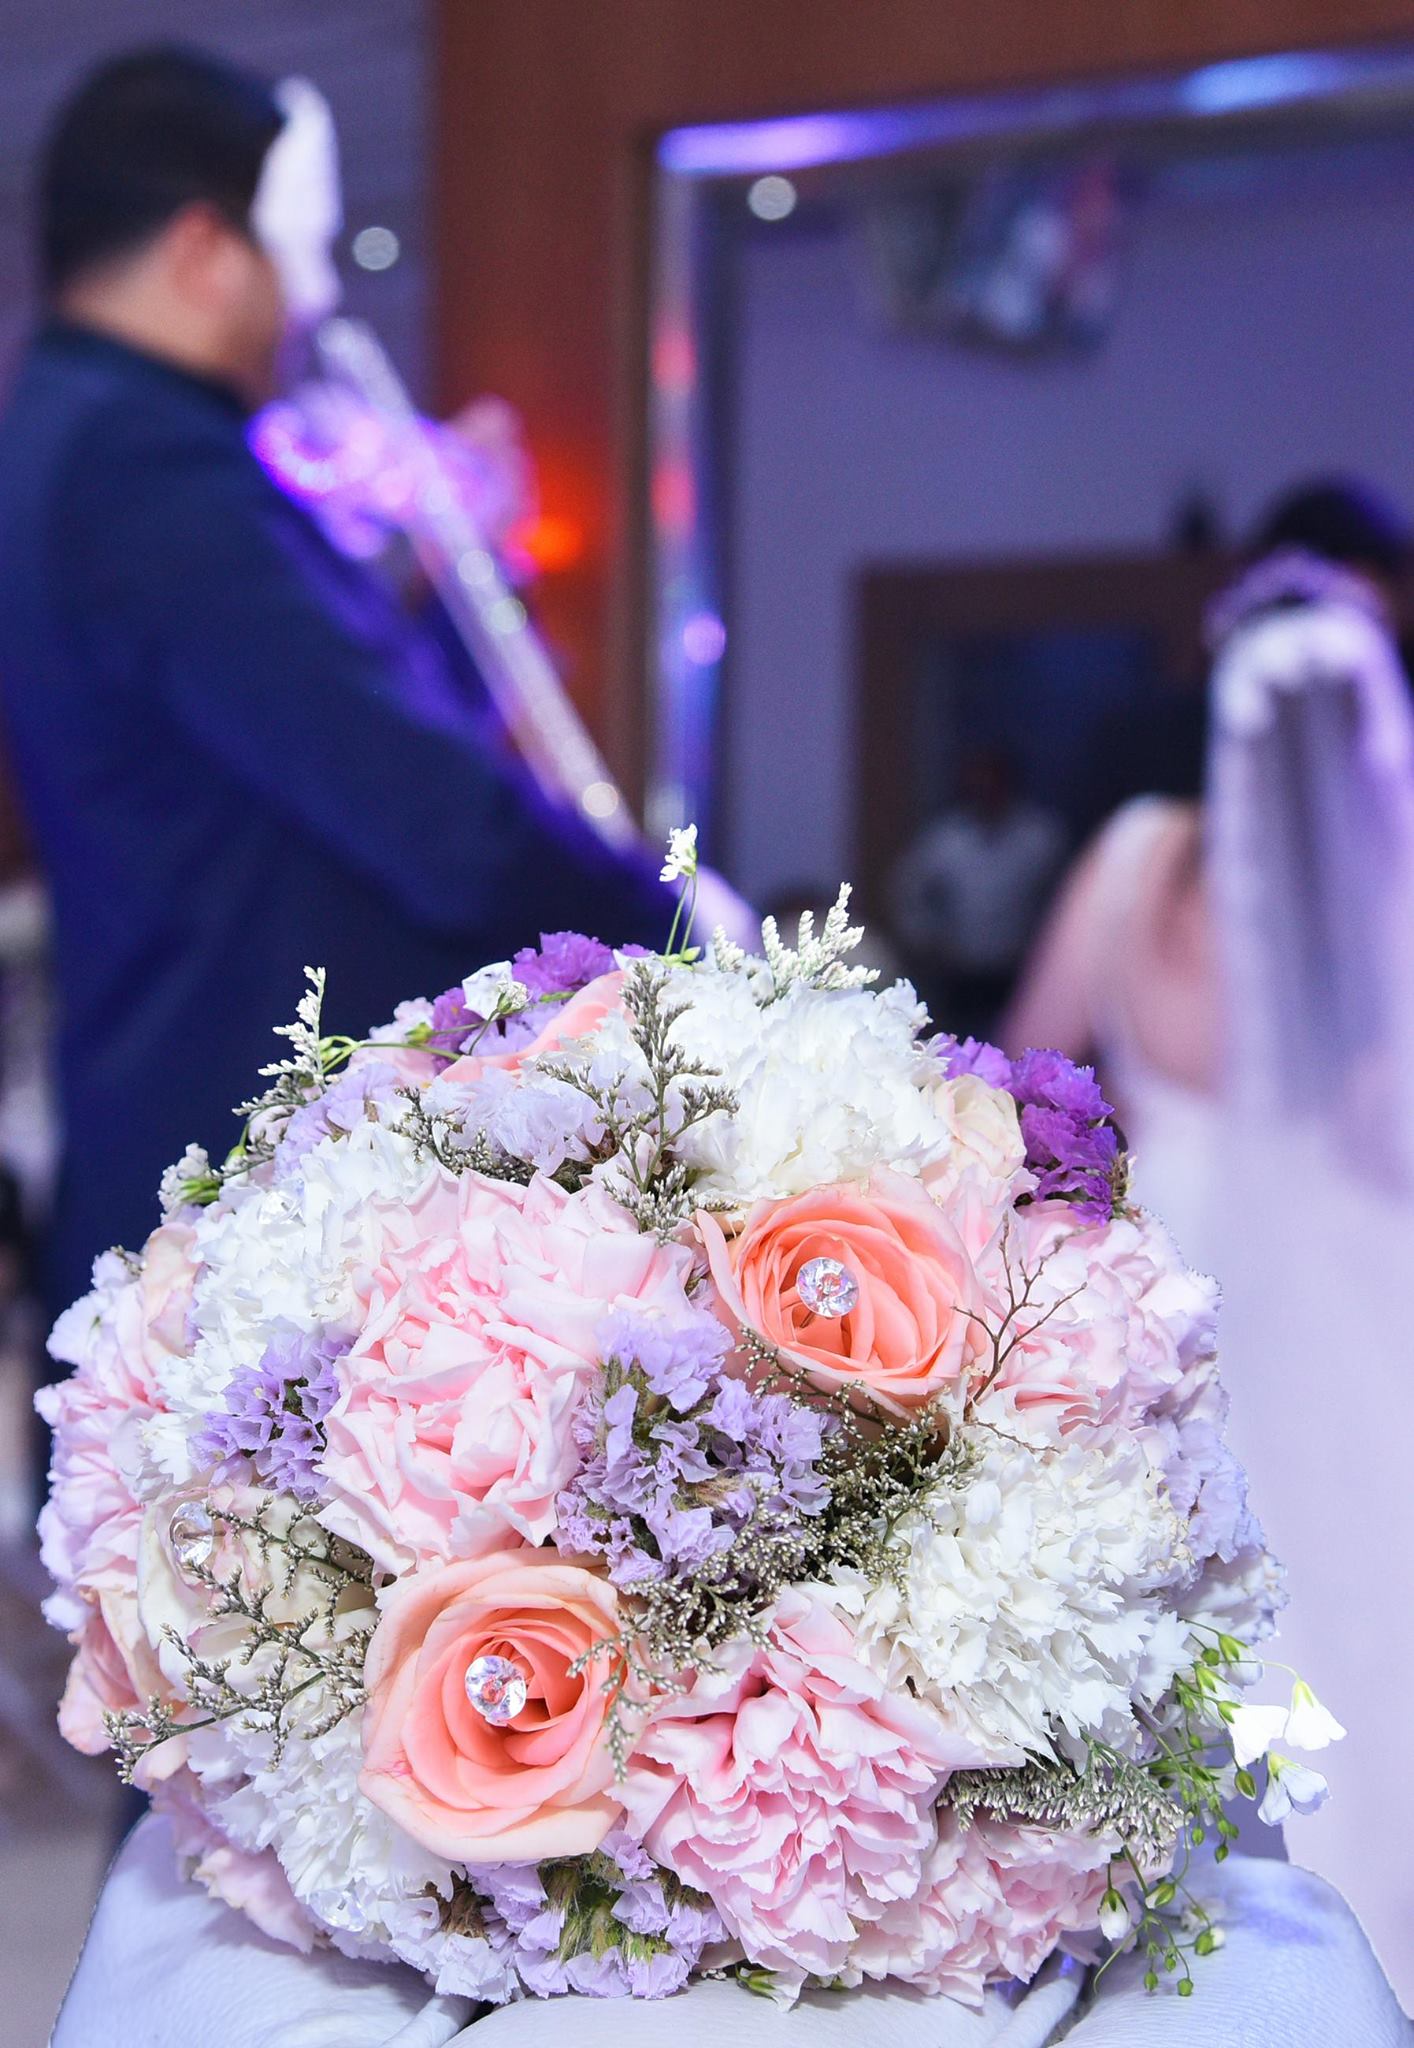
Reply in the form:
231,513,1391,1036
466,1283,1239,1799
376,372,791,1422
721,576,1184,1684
681,611,727,666
656,46,1414,180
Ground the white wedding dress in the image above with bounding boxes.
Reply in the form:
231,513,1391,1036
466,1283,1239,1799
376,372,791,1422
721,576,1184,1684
1085,578,1414,2010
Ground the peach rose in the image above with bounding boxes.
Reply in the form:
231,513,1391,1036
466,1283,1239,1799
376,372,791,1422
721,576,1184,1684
360,1548,624,1861
438,971,624,1084
699,1168,987,1416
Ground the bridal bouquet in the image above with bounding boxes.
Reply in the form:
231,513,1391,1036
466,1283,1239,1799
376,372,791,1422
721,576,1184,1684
39,851,1339,2007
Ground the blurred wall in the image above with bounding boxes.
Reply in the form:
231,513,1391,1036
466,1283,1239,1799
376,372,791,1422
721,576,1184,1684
727,163,1414,901
433,0,1414,815
0,0,430,393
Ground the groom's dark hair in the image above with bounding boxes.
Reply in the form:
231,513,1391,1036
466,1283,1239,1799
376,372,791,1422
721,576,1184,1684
37,46,284,295
1254,478,1411,583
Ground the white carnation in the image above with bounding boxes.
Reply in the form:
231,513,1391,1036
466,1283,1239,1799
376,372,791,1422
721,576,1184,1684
195,1678,448,1957
155,1109,445,1471
835,1432,1190,1765
659,968,952,1206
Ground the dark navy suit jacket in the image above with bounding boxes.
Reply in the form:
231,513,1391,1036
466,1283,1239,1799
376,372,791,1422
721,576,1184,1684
0,323,671,1313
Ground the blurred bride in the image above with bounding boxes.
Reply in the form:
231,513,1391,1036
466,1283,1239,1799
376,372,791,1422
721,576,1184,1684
1005,517,1414,2006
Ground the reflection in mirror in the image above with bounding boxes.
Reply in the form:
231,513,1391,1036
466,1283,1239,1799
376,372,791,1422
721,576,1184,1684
646,41,1414,1036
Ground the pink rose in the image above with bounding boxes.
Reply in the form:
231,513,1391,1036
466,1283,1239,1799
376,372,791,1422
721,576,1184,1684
619,1587,961,1988
360,1548,624,1861
321,1173,697,1569
438,972,624,1083
699,1169,988,1417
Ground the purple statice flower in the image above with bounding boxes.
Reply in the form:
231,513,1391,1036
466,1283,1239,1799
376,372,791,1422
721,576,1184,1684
512,931,617,999
557,1308,830,1597
274,1063,397,1184
427,982,541,1060
463,1830,726,2000
935,1034,1016,1090
936,1035,1125,1223
1010,1046,1111,1121
428,932,624,1062
428,981,481,1055
1008,1047,1123,1223
597,1304,726,1412
193,1329,345,1501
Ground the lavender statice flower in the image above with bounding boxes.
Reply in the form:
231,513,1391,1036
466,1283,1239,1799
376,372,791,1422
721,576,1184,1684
462,1830,727,1998
512,930,618,999
1008,1046,1123,1222
936,1034,1016,1091
429,931,624,1060
936,1036,1124,1223
193,1330,345,1501
274,1063,397,1183
556,1308,830,1612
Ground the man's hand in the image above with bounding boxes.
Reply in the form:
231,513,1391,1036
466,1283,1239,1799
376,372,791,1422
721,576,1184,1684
443,396,535,557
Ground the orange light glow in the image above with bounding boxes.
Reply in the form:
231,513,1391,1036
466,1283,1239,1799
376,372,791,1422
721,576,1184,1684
508,511,587,575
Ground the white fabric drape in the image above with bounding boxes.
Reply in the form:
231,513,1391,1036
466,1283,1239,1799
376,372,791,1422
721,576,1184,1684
1207,556,1414,1193
51,1817,1409,2047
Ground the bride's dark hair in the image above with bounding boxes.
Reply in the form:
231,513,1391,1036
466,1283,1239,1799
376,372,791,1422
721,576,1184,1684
1250,477,1410,585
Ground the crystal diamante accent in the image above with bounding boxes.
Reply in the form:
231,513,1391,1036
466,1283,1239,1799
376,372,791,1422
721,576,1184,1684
464,1654,529,1726
168,1502,215,1577
796,1256,860,1319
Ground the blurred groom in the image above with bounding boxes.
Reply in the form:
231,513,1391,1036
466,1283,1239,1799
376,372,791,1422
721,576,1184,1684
0,47,715,1325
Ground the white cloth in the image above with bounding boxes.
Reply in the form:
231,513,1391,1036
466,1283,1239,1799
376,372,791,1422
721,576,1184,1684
51,1817,1408,2046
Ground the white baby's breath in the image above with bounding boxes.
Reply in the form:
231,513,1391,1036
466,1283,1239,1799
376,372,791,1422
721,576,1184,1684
659,822,699,883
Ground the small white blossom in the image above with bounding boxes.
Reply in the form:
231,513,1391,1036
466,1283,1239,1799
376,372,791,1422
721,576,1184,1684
660,822,699,883
1285,1680,1345,1751
1098,1887,1133,1942
158,1142,213,1215
459,963,519,1017
1228,1700,1292,1769
1258,1753,1329,1826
